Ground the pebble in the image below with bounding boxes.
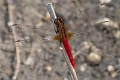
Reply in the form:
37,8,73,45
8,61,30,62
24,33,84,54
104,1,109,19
82,41,91,49
111,71,117,78
114,31,120,39
107,65,115,72
102,18,112,26
44,65,52,72
96,18,119,29
87,52,102,64
107,65,118,78
79,63,87,72
99,0,111,4
99,0,112,9
24,56,35,66
44,12,50,21
64,77,69,80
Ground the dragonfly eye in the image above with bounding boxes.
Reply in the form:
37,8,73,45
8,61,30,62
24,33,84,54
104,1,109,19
60,18,63,22
58,17,63,23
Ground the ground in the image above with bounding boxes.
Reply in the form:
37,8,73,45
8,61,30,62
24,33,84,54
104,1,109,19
0,0,120,80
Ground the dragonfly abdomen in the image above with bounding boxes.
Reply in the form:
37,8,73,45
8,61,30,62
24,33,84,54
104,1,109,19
62,38,76,69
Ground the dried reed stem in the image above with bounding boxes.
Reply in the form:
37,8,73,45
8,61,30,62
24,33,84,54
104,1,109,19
7,0,21,80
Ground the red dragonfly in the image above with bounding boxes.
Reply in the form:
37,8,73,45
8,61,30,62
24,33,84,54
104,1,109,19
53,16,76,69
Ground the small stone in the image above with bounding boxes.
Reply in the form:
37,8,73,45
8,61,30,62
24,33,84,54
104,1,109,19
79,63,87,72
100,0,111,4
107,65,118,77
43,12,50,21
24,56,35,66
111,72,117,78
44,65,52,72
107,65,115,73
114,31,120,39
102,18,112,26
82,41,91,49
87,52,102,64
96,18,119,29
99,0,112,9
64,77,69,80
8,21,14,26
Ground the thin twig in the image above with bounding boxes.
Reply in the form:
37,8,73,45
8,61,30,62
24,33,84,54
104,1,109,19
7,0,21,80
60,47,78,80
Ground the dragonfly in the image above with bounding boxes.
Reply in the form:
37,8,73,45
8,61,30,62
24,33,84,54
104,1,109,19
10,2,109,71
53,16,76,69
46,3,76,69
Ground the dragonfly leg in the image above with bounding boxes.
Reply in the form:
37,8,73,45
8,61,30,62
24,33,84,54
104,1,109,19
59,38,62,46
54,27,59,34
55,29,58,33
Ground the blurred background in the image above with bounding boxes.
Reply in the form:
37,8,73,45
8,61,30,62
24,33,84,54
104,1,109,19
0,0,120,80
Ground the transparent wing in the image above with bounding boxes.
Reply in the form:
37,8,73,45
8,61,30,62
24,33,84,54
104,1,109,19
10,3,117,49
64,2,115,42
10,24,54,48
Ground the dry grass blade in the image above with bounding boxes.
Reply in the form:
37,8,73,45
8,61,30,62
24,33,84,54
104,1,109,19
60,47,78,80
6,0,21,80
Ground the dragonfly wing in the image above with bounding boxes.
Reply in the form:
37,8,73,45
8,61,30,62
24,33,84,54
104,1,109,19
64,2,112,41
66,32,75,40
54,34,60,41
54,32,75,41
10,24,53,48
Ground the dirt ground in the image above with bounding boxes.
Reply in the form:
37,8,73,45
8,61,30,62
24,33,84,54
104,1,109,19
0,0,120,80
